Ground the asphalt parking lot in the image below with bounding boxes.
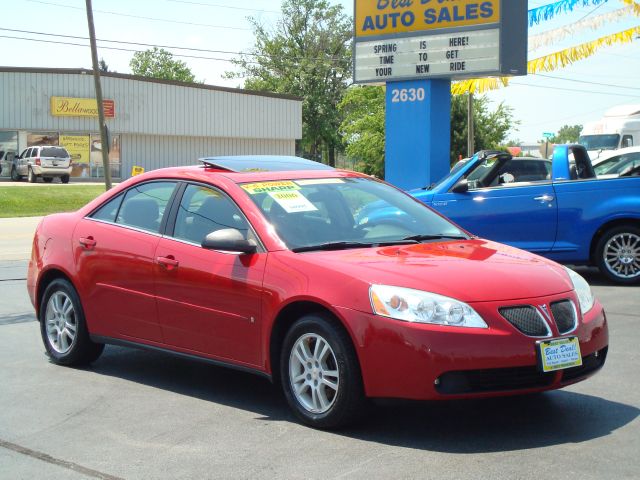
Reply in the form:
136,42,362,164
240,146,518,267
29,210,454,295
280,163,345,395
0,254,638,479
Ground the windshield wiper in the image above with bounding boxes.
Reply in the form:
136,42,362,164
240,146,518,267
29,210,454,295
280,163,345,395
402,234,469,242
292,240,419,253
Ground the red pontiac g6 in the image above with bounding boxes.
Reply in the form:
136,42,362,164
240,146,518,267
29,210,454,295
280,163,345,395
28,156,608,428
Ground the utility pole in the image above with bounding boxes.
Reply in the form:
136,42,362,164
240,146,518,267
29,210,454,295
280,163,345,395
467,93,475,158
85,0,112,190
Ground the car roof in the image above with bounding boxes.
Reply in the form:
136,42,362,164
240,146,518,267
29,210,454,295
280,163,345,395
596,146,640,160
138,156,367,184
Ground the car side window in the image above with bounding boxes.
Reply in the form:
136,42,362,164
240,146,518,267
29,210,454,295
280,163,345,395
115,182,176,234
465,158,551,191
90,194,124,223
172,184,251,245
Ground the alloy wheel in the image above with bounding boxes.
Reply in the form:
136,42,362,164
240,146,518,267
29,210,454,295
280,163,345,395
289,333,340,414
604,232,640,279
45,291,77,354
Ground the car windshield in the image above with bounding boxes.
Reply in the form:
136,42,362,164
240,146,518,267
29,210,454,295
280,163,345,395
242,177,467,251
41,147,68,158
579,134,620,150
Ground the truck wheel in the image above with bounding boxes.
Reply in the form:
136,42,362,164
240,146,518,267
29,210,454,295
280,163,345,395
10,166,22,181
61,175,70,184
40,278,104,366
43,177,53,183
280,313,365,429
596,226,640,284
27,167,37,183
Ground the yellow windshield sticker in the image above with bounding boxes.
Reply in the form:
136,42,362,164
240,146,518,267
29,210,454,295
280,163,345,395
241,181,300,194
294,178,345,186
269,191,318,213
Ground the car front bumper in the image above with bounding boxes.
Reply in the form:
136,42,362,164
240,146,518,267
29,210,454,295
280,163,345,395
337,292,608,400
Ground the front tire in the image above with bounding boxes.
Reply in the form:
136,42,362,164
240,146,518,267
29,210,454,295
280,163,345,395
595,226,640,284
280,313,365,429
40,278,104,365
27,167,37,183
61,174,70,184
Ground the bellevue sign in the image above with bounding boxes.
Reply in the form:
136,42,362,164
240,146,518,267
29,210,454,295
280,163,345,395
353,0,527,189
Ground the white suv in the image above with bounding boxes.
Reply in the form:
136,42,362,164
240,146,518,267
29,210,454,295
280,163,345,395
12,146,72,183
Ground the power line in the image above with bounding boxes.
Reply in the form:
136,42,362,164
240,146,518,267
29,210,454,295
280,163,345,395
25,0,251,31
165,0,279,13
535,73,640,91
0,27,347,62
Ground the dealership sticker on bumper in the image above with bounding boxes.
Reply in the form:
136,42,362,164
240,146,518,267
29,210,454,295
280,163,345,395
538,337,582,372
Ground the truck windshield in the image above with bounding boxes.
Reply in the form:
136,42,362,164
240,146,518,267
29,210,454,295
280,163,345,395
579,134,620,150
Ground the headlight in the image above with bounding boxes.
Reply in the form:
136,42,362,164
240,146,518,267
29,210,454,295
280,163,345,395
369,285,487,328
564,267,595,314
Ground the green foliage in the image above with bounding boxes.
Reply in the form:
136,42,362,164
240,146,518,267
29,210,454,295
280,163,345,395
338,88,517,175
98,58,109,73
550,124,583,144
450,95,516,164
338,86,385,177
130,48,196,83
227,0,352,164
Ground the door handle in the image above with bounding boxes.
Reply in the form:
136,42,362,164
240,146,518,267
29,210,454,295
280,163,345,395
156,255,179,269
534,194,554,203
79,236,96,249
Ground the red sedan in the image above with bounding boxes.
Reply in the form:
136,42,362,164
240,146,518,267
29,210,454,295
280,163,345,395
28,156,608,428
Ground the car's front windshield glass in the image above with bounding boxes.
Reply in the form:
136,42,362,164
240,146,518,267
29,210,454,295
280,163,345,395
579,134,620,150
241,177,466,251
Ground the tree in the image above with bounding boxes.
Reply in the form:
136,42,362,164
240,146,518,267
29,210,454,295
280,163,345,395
130,47,196,83
450,94,516,163
338,86,385,177
550,124,582,144
227,0,352,166
98,58,109,73
338,88,517,176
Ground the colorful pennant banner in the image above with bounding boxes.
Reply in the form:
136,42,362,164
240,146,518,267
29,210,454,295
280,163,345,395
529,0,609,27
451,25,640,95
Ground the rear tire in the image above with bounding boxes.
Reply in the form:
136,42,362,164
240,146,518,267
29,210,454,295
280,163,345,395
280,313,365,429
595,225,640,285
61,174,70,184
27,167,37,183
10,166,22,181
39,278,104,366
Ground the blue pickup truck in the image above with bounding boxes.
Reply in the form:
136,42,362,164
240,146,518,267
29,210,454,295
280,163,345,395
358,145,640,284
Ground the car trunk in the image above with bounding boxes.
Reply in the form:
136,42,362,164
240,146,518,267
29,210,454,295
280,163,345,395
40,147,70,168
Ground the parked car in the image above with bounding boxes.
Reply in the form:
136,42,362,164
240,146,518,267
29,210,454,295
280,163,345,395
12,145,72,183
593,146,640,177
28,156,608,429
408,145,640,284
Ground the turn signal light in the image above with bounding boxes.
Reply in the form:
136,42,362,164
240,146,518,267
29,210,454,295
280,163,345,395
35,157,41,165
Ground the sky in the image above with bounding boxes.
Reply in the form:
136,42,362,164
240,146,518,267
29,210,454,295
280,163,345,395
1,0,639,143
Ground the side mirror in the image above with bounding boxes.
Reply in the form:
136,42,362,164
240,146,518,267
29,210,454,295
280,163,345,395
451,179,469,193
201,228,257,254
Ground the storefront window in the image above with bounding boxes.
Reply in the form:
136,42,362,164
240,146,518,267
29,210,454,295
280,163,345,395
27,132,59,147
0,131,19,177
90,134,121,179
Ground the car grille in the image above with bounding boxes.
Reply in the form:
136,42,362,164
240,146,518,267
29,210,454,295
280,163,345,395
550,300,577,334
561,347,608,383
499,306,549,337
436,366,555,395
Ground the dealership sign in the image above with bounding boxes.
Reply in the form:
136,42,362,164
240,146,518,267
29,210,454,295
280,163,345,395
50,97,115,118
353,0,527,83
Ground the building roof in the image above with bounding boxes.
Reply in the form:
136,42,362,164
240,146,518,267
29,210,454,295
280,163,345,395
0,66,301,101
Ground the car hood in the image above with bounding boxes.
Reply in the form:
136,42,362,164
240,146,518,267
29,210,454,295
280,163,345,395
297,239,573,303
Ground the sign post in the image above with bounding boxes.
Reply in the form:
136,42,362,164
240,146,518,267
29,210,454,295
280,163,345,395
353,0,528,190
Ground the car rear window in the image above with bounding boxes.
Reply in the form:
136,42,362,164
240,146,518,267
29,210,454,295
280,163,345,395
41,147,69,158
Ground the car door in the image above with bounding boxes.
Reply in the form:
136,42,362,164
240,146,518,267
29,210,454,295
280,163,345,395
18,148,31,175
154,183,266,367
73,181,179,342
432,158,558,253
